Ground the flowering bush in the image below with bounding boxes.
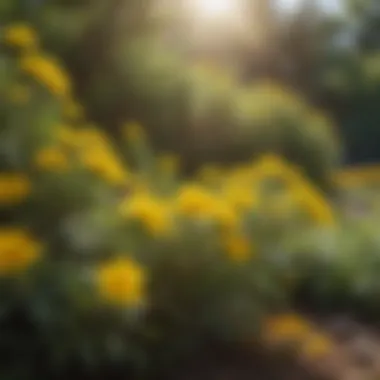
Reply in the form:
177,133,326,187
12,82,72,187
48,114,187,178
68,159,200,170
0,22,349,379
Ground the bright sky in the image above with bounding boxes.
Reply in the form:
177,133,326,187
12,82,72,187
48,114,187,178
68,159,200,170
277,0,342,14
188,0,343,21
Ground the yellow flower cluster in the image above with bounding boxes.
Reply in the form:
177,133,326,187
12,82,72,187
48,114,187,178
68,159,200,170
34,146,69,172
0,174,31,205
290,180,335,226
176,184,240,230
96,256,145,307
252,154,335,226
20,54,71,98
176,185,217,218
255,154,289,177
222,183,257,211
4,23,72,100
31,125,132,185
262,313,334,360
3,23,38,51
120,193,172,236
33,125,131,185
77,128,128,185
0,229,42,276
114,121,336,263
117,175,256,261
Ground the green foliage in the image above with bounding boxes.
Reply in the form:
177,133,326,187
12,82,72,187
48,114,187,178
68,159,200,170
0,0,341,189
0,23,322,377
2,1,380,379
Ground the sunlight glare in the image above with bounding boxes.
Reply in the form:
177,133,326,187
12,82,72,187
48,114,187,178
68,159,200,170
191,0,239,19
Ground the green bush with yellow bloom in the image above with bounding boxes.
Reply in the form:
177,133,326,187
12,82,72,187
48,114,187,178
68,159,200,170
0,21,333,374
1,20,379,380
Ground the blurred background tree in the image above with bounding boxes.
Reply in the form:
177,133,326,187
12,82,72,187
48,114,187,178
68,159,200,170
1,0,347,190
278,0,380,166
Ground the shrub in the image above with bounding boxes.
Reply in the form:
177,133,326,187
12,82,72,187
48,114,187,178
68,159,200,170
0,22,343,378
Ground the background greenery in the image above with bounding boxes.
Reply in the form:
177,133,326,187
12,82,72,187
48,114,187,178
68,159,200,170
1,0,380,379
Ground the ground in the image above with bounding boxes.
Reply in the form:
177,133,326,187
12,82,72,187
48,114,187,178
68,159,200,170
168,313,380,380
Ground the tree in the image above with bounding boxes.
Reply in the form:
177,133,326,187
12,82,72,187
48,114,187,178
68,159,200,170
1,0,341,188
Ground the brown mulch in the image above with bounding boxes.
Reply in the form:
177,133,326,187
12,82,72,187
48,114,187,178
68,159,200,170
289,314,380,380
173,314,380,380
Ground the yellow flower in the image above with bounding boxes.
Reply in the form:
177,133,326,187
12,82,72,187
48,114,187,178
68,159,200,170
307,199,335,226
120,193,172,236
301,333,333,359
7,84,30,104
211,200,239,231
80,148,128,185
122,121,145,142
176,185,215,217
76,129,128,185
0,174,31,204
20,54,71,98
223,184,257,211
223,233,252,262
262,313,311,344
34,147,69,171
291,182,335,226
0,229,42,276
77,127,108,147
97,257,145,307
3,23,39,50
254,154,288,177
176,185,239,229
